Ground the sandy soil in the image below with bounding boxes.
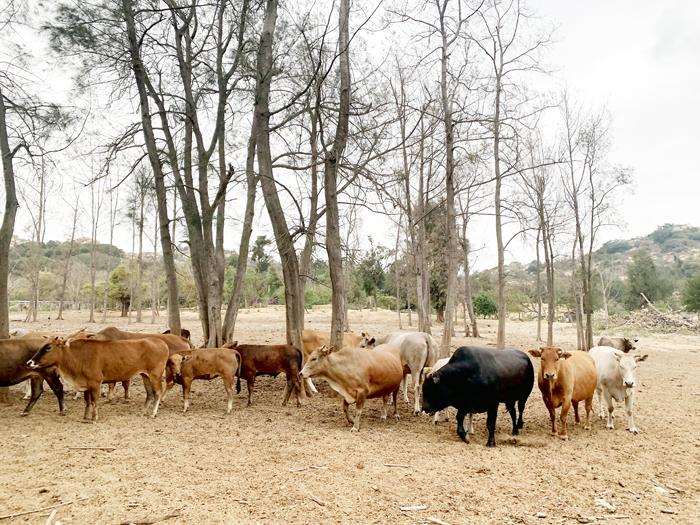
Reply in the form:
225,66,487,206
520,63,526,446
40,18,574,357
1,307,699,525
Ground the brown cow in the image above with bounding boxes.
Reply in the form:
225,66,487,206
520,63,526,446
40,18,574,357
528,347,597,440
166,348,242,413
301,329,364,393
92,326,192,353
300,344,403,431
91,327,191,401
163,328,191,341
223,342,304,407
27,337,169,422
0,338,66,416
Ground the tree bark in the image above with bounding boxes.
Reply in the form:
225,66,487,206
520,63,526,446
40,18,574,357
222,123,257,342
58,202,79,320
254,0,304,351
123,0,181,336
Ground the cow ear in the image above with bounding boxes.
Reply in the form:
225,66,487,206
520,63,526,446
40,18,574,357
369,338,376,346
635,354,648,363
634,339,639,343
612,350,624,361
561,351,573,360
182,355,191,362
430,372,439,383
528,349,541,358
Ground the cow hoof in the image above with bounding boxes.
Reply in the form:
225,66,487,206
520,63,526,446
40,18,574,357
350,427,359,433
551,431,558,436
486,440,496,448
559,435,568,441
413,410,421,416
19,412,29,417
457,431,468,443
82,420,95,424
629,428,638,435
380,415,387,421
584,425,591,430
607,424,614,430
394,414,400,421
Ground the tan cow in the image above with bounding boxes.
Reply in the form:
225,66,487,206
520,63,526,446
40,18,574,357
528,347,597,440
166,348,242,413
300,344,403,431
27,337,169,422
301,329,364,393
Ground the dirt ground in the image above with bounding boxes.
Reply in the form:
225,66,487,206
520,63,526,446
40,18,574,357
1,307,699,525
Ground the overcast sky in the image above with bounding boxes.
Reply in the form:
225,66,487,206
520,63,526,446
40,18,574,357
460,0,700,270
9,1,699,272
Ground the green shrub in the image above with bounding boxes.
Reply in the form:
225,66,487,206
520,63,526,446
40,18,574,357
378,295,397,311
473,293,498,318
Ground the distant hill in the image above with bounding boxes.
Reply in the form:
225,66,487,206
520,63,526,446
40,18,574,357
597,224,700,266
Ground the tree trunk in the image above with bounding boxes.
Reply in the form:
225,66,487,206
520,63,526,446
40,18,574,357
463,235,479,338
58,202,79,320
222,123,257,342
151,209,158,324
136,195,144,322
395,218,402,330
535,228,542,342
123,0,181,336
254,0,304,351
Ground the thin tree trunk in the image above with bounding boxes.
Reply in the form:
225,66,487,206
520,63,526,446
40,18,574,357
395,218,402,330
123,0,181,336
463,236,479,338
57,202,79,320
136,194,144,322
151,208,158,324
255,0,304,351
536,228,542,342
222,123,257,342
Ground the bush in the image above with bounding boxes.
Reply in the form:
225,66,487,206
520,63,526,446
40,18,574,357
473,293,498,318
378,295,397,311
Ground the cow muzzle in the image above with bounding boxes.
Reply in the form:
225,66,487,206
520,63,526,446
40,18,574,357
26,360,39,369
544,372,556,380
624,381,635,388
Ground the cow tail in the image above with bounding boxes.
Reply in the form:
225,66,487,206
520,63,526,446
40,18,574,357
296,348,303,374
235,352,243,394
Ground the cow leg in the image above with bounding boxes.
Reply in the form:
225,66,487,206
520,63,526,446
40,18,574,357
148,374,162,418
223,376,234,414
304,378,317,396
544,398,557,435
23,379,31,399
559,398,571,440
246,375,255,406
106,382,117,404
517,396,526,430
625,391,637,434
45,371,66,415
410,366,422,416
584,395,593,430
485,407,498,447
142,374,155,415
392,389,400,420
506,402,518,435
123,380,130,401
291,372,304,407
351,396,366,432
343,399,353,424
572,400,581,424
281,377,293,407
603,389,615,430
380,396,388,420
182,378,191,413
402,374,410,404
83,387,99,422
456,409,470,443
596,387,605,419
467,413,474,435
20,376,44,416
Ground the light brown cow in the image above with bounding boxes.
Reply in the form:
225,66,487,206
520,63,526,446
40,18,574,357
91,327,191,400
300,344,403,431
166,348,242,413
27,337,169,422
528,347,597,440
91,326,192,353
301,329,364,393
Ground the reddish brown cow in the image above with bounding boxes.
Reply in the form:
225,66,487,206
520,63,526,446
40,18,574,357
528,347,597,440
166,348,242,413
223,342,304,407
27,337,169,422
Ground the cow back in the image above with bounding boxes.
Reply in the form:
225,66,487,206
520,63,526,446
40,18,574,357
95,327,191,353
566,351,597,402
0,338,52,386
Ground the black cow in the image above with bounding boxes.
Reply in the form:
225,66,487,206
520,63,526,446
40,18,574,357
422,346,534,447
0,338,66,416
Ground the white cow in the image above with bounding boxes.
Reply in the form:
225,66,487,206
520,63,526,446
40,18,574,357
588,345,648,434
360,331,438,415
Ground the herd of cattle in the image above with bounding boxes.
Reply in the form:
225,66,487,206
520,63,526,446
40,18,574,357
0,327,647,447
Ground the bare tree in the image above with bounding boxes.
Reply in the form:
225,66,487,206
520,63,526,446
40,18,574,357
57,193,80,320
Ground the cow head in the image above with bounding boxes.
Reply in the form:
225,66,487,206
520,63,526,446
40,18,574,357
529,347,571,381
359,333,376,348
613,351,648,388
27,336,68,369
300,345,333,378
622,338,638,353
421,370,448,415
167,354,189,383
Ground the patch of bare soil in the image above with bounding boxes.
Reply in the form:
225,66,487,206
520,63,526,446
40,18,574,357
1,309,699,524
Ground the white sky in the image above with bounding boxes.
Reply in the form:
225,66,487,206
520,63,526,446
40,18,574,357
7,0,700,273
461,0,700,270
